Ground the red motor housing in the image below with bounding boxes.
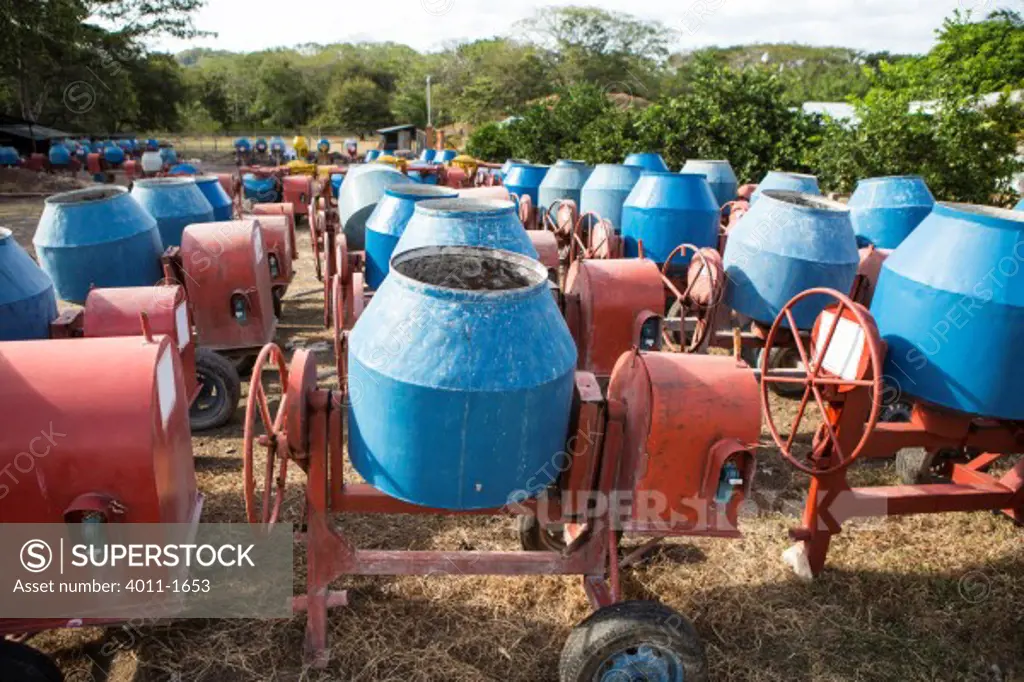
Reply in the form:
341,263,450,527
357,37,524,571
83,285,199,403
249,203,297,260
0,336,198,524
282,176,312,216
179,220,278,352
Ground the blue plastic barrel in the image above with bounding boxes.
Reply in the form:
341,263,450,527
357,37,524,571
34,186,164,303
242,173,280,203
103,144,125,166
394,198,539,259
159,147,177,165
365,185,459,289
254,138,268,154
348,245,577,509
580,164,645,233
419,149,437,163
318,138,330,153
437,149,457,163
681,160,739,206
723,190,858,328
750,171,820,205
872,202,1024,419
330,173,343,198
234,138,251,152
195,175,234,221
500,158,527,180
48,145,71,167
169,163,199,176
270,137,285,153
624,152,670,173
131,177,215,248
0,227,57,340
504,164,549,206
339,164,414,251
365,150,382,162
538,160,593,211
0,147,20,166
621,173,719,271
848,176,935,249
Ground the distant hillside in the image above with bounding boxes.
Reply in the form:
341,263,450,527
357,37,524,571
672,44,913,102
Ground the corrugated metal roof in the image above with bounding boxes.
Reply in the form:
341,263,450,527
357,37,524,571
375,124,417,134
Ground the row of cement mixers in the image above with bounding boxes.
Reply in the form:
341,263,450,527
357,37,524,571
228,151,1024,677
0,172,304,432
1,144,1021,681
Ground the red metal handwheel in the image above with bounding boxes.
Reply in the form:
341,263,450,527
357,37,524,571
759,288,884,475
242,344,291,526
659,244,724,353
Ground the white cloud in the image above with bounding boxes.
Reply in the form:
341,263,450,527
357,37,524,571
153,0,995,55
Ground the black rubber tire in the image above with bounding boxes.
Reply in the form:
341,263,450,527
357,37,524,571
233,354,257,379
895,448,935,485
896,448,970,485
761,347,806,398
272,287,284,318
518,515,568,552
190,349,242,432
0,639,64,682
559,600,708,682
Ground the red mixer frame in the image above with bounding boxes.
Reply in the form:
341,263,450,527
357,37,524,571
241,341,758,667
758,288,1024,577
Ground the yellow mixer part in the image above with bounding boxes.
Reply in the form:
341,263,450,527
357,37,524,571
379,155,408,173
293,136,309,158
452,154,479,177
285,160,317,176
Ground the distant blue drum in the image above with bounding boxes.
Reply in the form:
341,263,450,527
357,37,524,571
580,164,645,232
364,184,459,289
131,177,215,248
848,175,935,249
393,198,538,259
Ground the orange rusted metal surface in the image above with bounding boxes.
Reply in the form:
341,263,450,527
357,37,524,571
178,220,277,352
566,258,664,376
608,350,759,531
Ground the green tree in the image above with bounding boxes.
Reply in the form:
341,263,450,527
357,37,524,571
320,76,392,136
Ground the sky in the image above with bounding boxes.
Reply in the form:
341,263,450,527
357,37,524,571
153,0,1008,56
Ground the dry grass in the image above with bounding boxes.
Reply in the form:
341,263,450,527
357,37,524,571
2,187,1022,682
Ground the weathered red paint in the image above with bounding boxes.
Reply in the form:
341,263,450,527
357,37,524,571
609,350,758,532
177,220,277,352
249,202,297,260
83,285,198,403
282,176,312,216
760,290,1024,576
257,215,295,296
565,258,664,377
0,335,198,525
527,230,559,271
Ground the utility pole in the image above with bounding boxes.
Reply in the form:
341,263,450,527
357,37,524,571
426,75,433,128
